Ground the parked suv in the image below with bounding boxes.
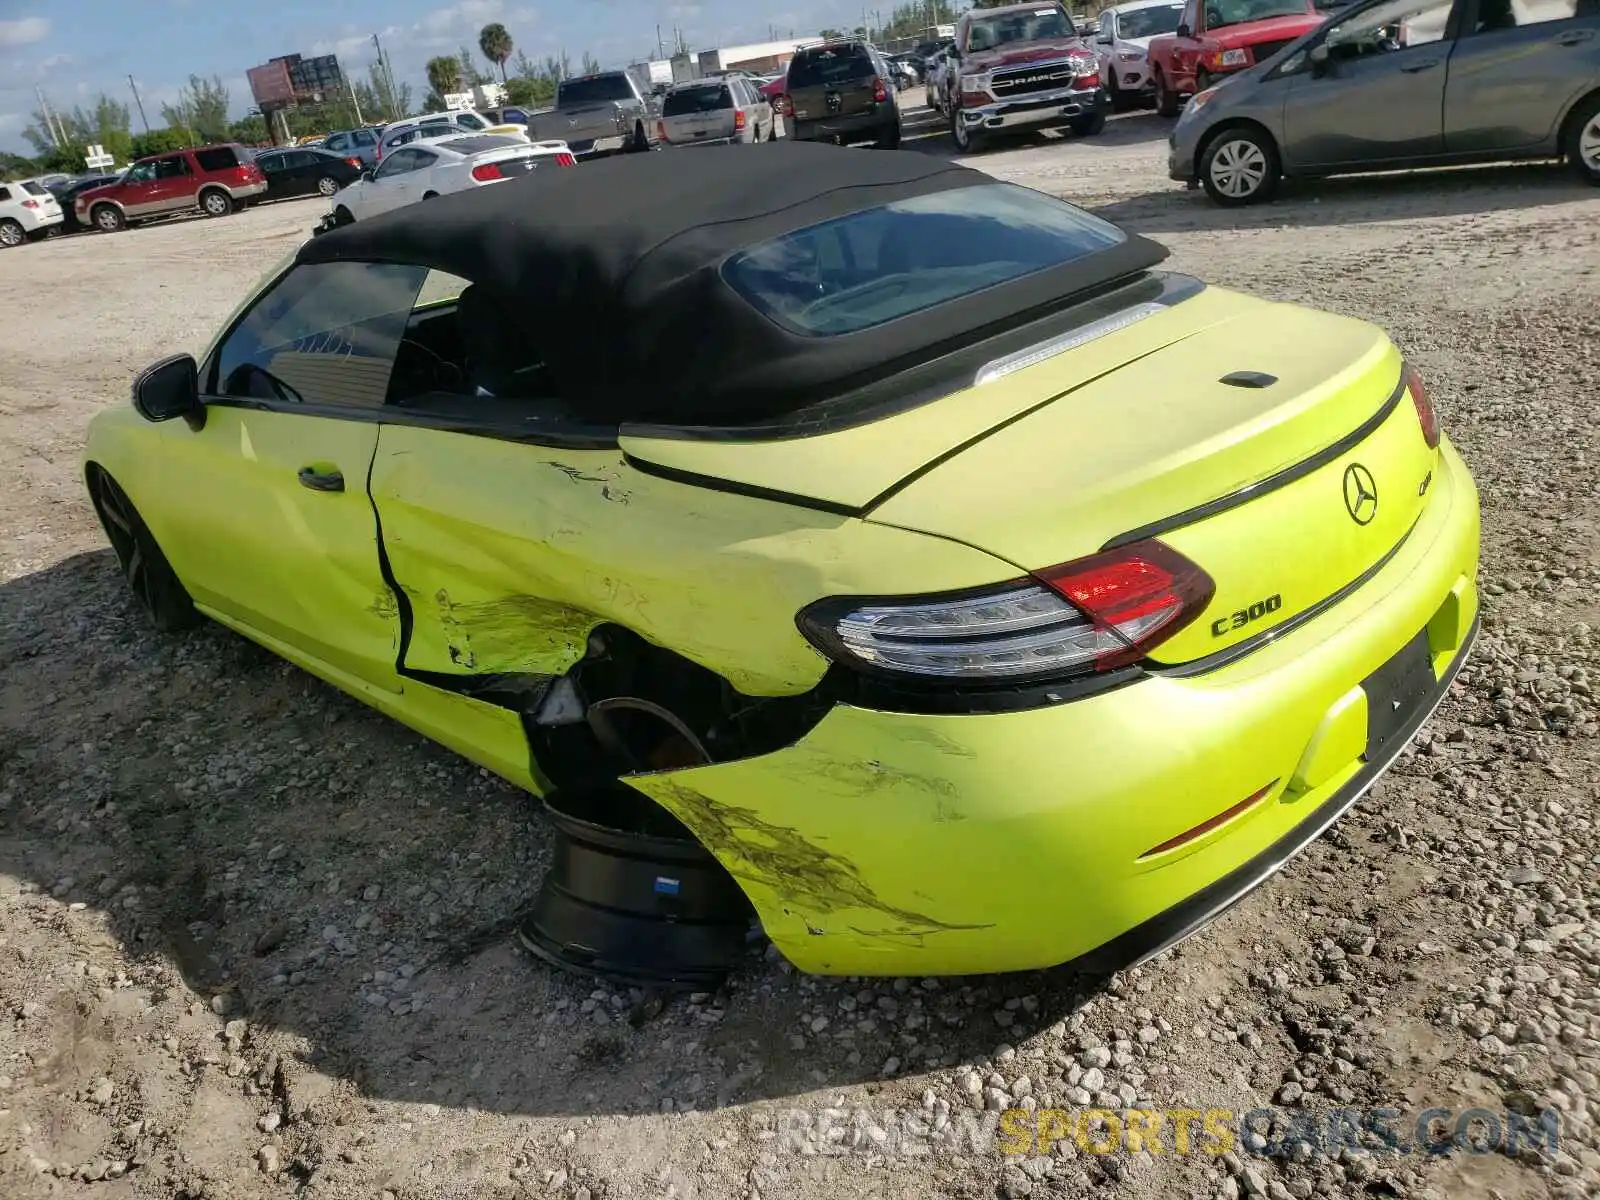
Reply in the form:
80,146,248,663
321,127,382,167
74,145,266,232
777,39,902,149
657,76,777,146
0,179,64,247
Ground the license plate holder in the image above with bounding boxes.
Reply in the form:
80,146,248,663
1361,630,1435,760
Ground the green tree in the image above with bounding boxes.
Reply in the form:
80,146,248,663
160,75,230,143
479,22,514,83
426,55,462,99
130,127,193,158
229,114,270,144
542,51,572,82
38,145,87,173
369,61,411,121
820,27,847,38
580,52,602,75
457,45,490,87
503,74,554,108
0,151,37,177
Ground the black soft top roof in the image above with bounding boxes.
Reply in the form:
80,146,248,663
299,141,1166,425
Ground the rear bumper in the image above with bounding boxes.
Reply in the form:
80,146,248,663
232,181,268,198
668,135,739,148
627,437,1480,977
17,209,63,232
957,83,1108,133
787,109,895,143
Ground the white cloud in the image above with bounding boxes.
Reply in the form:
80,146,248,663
0,16,49,48
0,112,22,133
37,52,70,70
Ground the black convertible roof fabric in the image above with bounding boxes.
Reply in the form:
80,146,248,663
299,141,1167,424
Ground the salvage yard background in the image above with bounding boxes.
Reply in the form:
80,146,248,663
1,98,1597,1200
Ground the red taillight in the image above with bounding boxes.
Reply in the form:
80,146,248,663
872,76,888,103
1404,362,1439,449
733,108,746,131
556,152,576,167
346,156,362,168
471,162,505,182
1037,541,1215,670
20,199,38,209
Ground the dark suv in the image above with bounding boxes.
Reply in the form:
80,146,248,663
777,40,903,149
74,144,266,232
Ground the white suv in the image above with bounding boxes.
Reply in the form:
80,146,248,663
1093,0,1185,110
0,179,63,247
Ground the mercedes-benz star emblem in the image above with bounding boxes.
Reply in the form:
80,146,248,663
1343,463,1378,525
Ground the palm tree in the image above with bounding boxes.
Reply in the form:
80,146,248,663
479,23,514,84
425,55,462,100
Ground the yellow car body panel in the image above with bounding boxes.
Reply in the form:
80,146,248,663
628,438,1479,975
619,287,1248,510
369,425,1020,697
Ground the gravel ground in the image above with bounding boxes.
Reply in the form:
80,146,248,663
1,96,1596,1200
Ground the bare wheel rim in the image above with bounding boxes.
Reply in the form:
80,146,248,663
1211,139,1268,198
317,177,338,195
1581,115,1600,171
203,192,227,214
95,208,118,230
0,223,20,247
95,475,157,615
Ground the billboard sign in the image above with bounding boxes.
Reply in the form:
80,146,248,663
248,60,295,107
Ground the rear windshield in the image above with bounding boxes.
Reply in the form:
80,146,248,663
788,46,876,86
966,6,1077,50
193,147,242,171
1119,4,1185,36
723,183,1124,336
559,74,634,105
22,181,48,195
663,84,732,115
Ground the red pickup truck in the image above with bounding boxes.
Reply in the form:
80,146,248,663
1145,0,1326,117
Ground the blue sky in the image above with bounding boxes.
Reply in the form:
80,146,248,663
0,0,880,154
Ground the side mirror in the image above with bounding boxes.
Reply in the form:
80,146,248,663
132,354,204,431
1096,32,1113,43
1176,22,1192,37
1309,43,1331,74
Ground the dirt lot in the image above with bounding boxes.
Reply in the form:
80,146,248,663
1,98,1597,1200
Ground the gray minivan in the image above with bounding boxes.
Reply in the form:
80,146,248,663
1167,0,1600,204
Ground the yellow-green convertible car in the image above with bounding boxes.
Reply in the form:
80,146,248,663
84,142,1479,978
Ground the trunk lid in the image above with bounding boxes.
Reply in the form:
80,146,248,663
788,45,881,121
869,294,1435,664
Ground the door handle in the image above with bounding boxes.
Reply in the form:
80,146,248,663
297,466,345,493
1556,28,1595,44
1399,57,1442,72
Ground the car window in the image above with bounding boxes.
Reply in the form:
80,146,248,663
559,74,636,104
352,130,377,147
663,84,733,115
723,182,1125,337
22,181,48,195
373,147,422,178
1327,0,1451,51
1203,0,1313,31
194,147,242,171
966,6,1077,50
453,111,489,130
325,133,348,151
212,262,430,409
1469,0,1577,31
1119,4,1186,36
0,187,9,202
154,156,192,179
788,46,876,86
256,153,283,171
124,162,156,183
